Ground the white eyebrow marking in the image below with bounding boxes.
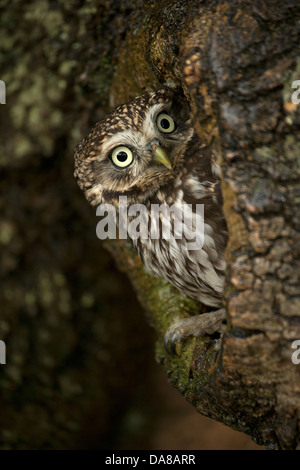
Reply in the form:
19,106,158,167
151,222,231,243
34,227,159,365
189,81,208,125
100,100,171,158
142,103,166,137
100,130,148,156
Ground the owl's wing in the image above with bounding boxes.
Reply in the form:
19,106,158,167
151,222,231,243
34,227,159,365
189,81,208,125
184,174,224,207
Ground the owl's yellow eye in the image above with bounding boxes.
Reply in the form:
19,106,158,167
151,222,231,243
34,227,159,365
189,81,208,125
156,113,176,133
111,146,133,168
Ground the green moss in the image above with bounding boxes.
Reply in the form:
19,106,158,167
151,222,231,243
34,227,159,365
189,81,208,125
91,57,116,102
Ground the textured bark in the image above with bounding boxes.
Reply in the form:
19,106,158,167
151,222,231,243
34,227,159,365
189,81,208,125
1,0,300,450
107,0,300,449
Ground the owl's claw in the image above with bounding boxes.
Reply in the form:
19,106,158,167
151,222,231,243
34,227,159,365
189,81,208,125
164,334,179,356
164,308,227,355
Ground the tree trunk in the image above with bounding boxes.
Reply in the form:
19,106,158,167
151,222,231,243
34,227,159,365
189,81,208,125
108,0,300,449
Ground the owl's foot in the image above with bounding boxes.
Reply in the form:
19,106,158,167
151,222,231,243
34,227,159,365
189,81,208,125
164,308,226,355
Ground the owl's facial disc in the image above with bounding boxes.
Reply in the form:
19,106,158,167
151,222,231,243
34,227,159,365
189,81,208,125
74,88,195,206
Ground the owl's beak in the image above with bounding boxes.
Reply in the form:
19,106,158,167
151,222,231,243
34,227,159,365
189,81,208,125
152,141,172,169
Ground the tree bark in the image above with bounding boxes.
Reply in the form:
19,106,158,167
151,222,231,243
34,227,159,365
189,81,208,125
107,0,300,449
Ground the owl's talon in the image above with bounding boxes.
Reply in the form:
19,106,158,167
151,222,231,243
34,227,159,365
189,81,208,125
163,308,227,355
164,333,180,356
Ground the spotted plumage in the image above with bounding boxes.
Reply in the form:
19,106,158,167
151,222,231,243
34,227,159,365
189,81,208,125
74,88,228,352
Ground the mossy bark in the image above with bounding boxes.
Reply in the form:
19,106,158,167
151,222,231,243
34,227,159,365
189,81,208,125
1,0,300,449
108,0,300,449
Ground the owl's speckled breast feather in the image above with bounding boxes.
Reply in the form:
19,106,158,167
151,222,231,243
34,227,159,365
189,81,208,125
134,143,227,308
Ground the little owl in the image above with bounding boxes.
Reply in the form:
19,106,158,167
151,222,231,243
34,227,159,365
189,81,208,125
74,88,228,353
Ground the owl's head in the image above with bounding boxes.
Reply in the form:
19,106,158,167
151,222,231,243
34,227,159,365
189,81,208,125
74,88,195,207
